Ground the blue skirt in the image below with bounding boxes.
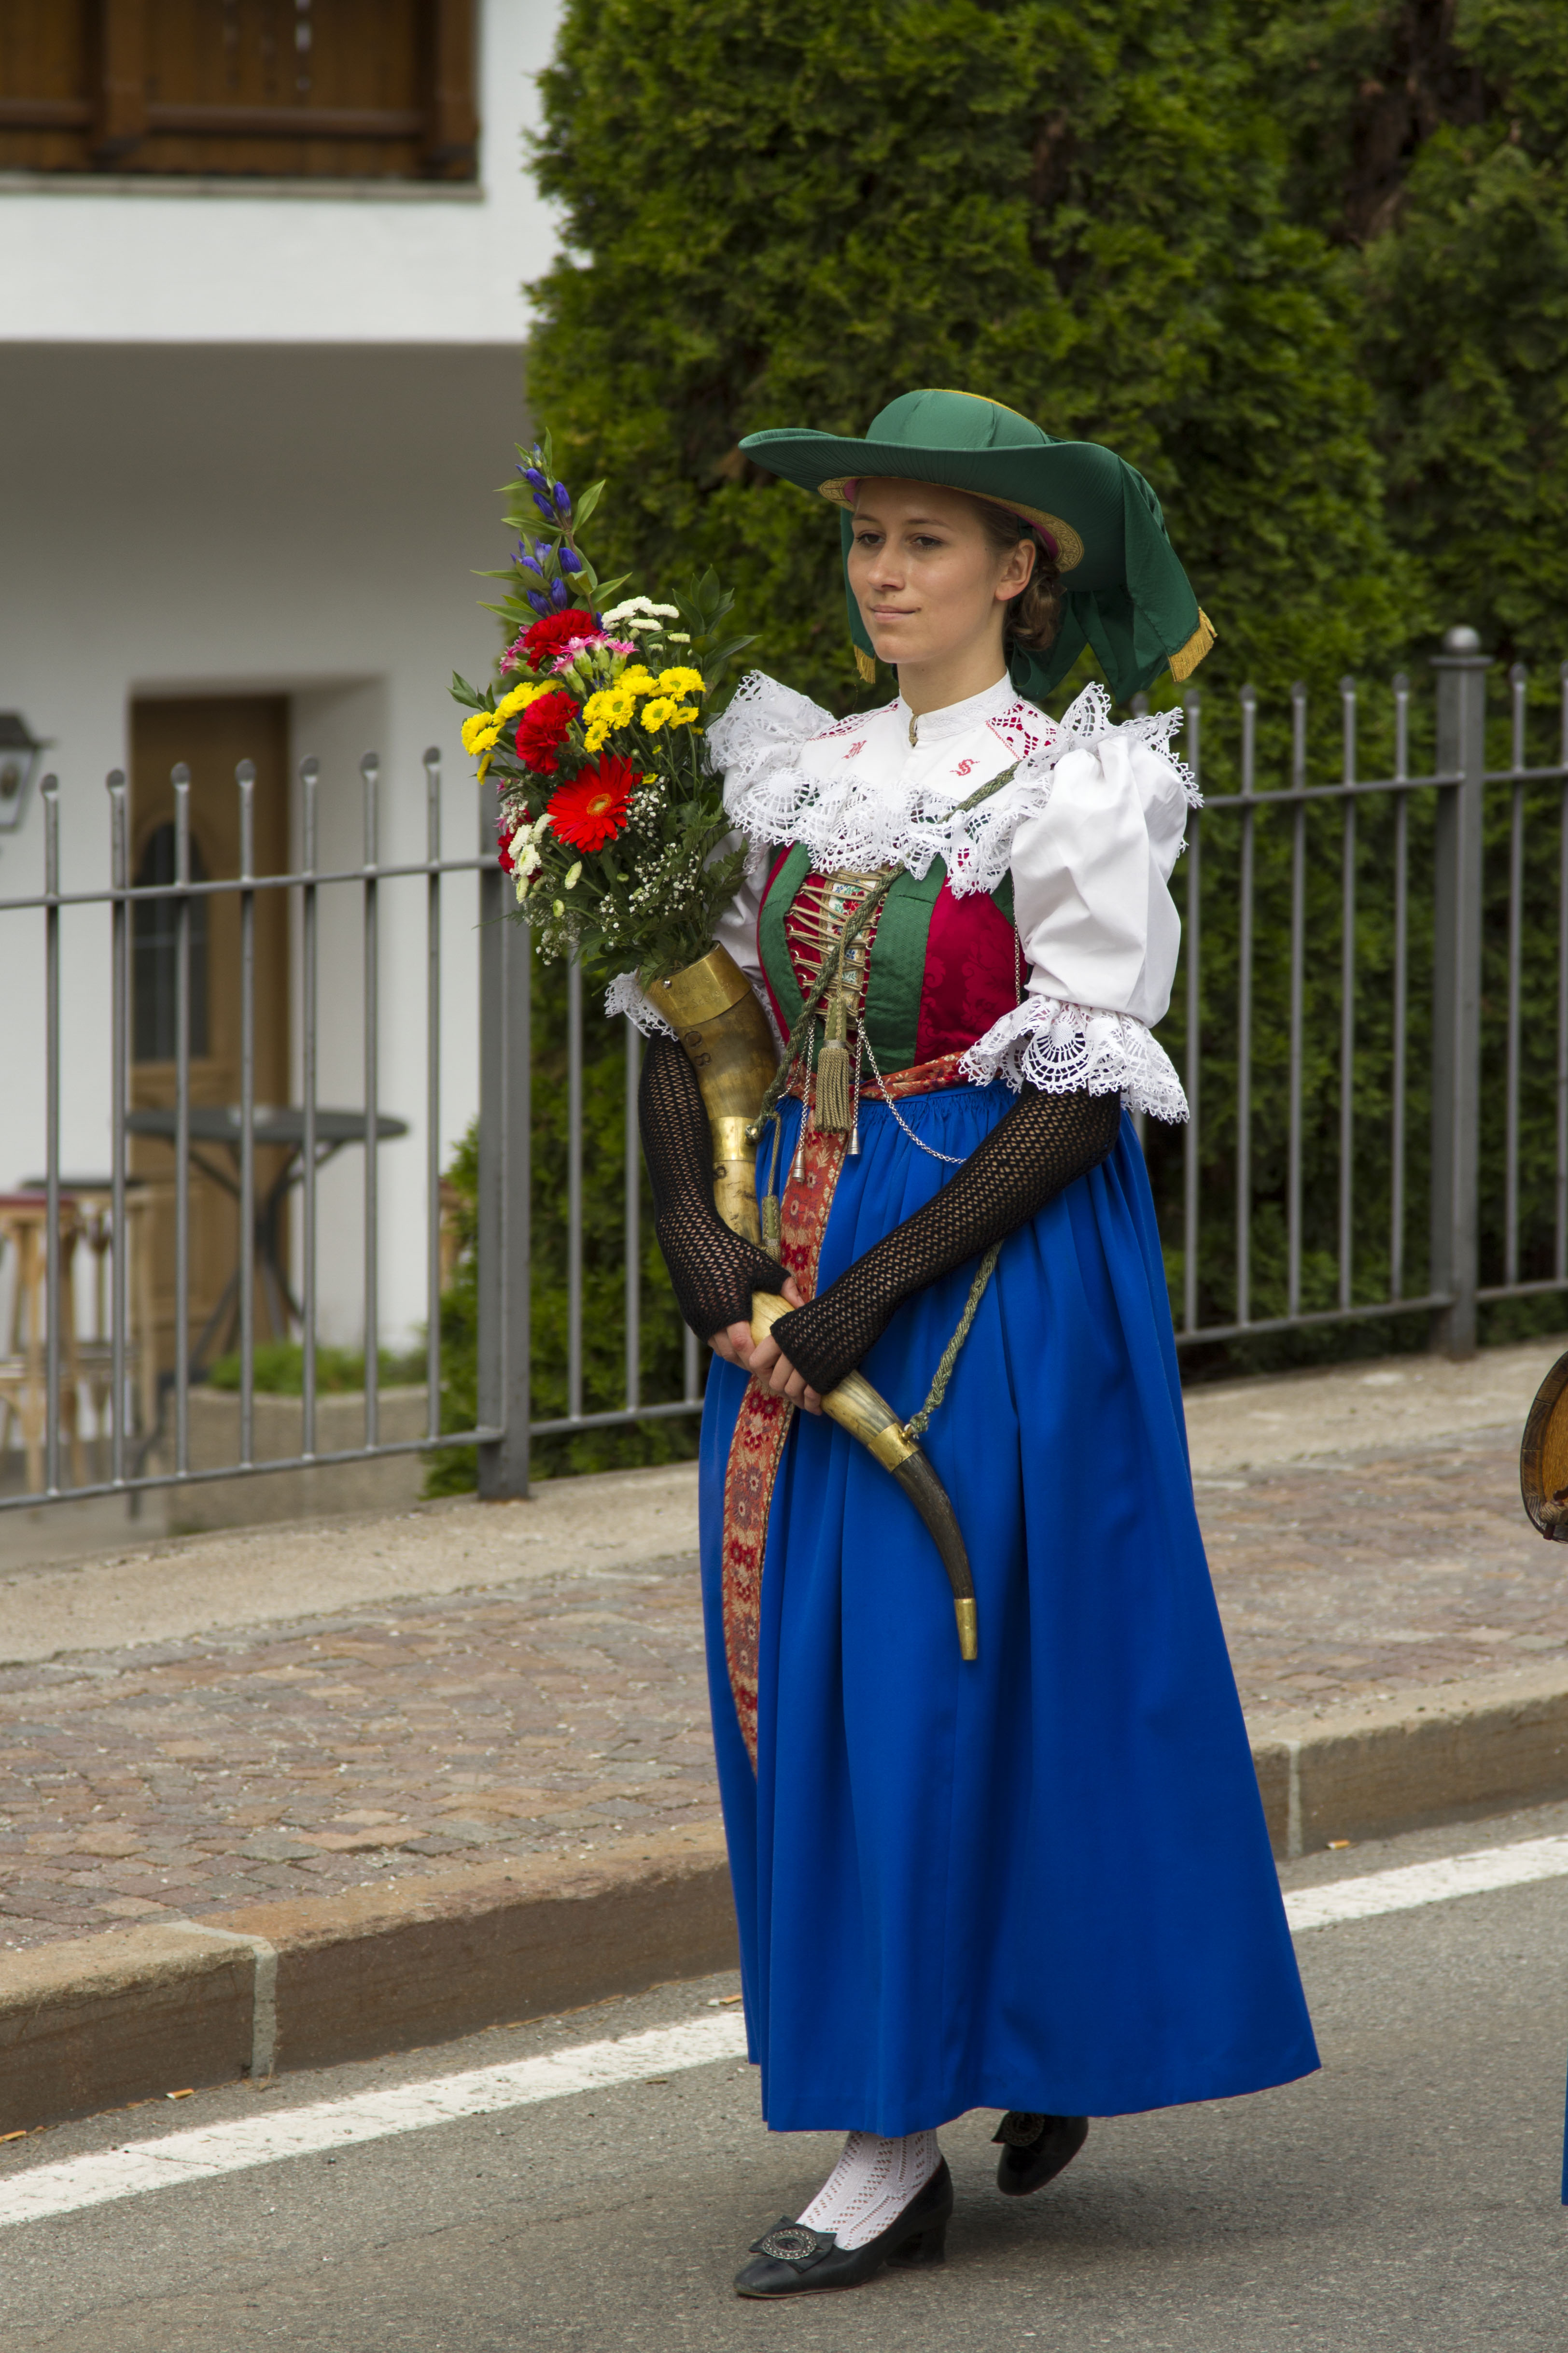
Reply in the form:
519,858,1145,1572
699,1082,1318,2137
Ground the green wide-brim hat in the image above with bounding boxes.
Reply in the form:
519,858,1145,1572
739,387,1213,706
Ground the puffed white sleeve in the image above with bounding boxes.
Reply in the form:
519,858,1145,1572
603,671,830,1039
959,720,1197,1121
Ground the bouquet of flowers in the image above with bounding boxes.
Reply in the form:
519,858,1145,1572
451,432,756,991
451,432,776,1243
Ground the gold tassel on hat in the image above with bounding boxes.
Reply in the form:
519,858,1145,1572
814,985,853,1133
854,646,877,684
1168,609,1216,683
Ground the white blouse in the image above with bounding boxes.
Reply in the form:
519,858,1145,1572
693,668,1198,1123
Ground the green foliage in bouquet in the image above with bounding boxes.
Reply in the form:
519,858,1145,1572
450,432,755,987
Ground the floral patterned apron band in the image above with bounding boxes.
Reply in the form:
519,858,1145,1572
781,1047,972,1106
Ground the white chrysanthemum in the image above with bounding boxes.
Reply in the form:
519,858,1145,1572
601,596,679,626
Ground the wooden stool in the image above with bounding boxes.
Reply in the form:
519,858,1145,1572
0,1193,86,1494
35,1181,160,1454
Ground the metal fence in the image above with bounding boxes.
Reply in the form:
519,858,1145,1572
1164,627,1568,1358
2,626,1565,1516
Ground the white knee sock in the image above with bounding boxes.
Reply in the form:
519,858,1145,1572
797,2129,942,2250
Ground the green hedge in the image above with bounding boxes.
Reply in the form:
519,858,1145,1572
426,0,1568,1479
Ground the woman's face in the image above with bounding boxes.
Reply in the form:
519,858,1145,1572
846,479,1034,675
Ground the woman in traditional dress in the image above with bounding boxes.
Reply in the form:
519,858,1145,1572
630,390,1317,2297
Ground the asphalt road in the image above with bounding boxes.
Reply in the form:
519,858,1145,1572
8,1801,1568,2352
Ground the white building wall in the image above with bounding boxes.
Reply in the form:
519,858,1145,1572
0,0,564,346
0,0,572,1361
0,340,525,1348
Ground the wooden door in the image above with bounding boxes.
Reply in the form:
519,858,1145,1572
130,696,291,1375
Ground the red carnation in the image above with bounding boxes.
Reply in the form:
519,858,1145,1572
514,689,577,775
547,753,638,853
496,810,529,873
520,609,597,671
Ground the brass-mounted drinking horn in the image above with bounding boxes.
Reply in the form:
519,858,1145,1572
749,1291,978,1661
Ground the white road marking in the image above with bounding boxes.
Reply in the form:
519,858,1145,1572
5,1829,1568,2234
1284,1831,1568,1933
0,2012,747,2232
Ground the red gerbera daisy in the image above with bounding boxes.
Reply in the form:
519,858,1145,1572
518,609,597,671
514,688,577,774
547,753,638,853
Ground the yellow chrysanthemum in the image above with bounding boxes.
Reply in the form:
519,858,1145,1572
655,667,705,698
666,708,700,730
494,678,552,721
616,665,658,697
640,697,676,732
581,685,638,753
583,686,635,729
461,710,503,754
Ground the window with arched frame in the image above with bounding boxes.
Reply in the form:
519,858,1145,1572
132,822,209,1062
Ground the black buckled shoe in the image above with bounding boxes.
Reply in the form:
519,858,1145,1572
993,2112,1089,2196
733,2157,953,2297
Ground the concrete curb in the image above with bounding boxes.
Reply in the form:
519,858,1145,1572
1251,1655,1568,1858
0,1824,736,2136
7,1663,1568,2137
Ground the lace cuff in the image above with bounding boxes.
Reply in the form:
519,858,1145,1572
960,994,1189,1123
604,967,783,1051
604,971,675,1037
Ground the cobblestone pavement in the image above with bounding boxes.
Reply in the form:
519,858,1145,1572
1,1424,1560,1951
1201,1424,1565,1719
0,1563,717,1953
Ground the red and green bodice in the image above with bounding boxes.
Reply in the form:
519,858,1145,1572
757,844,1022,1077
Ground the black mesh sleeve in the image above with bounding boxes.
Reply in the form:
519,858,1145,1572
769,1086,1123,1394
639,1033,783,1342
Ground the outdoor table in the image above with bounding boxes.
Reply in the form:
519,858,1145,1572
125,1105,409,1377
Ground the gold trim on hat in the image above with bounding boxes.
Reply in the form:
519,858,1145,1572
1168,608,1216,683
932,389,1034,421
820,476,1086,577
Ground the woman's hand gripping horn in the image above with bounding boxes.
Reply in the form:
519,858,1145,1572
746,1290,979,1663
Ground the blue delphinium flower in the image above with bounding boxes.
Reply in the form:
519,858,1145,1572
553,481,572,518
526,590,550,615
559,545,583,575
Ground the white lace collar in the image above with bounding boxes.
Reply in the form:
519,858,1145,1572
709,671,1195,900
